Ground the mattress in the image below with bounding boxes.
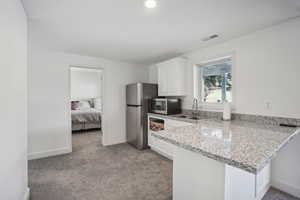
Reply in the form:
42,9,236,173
71,108,101,124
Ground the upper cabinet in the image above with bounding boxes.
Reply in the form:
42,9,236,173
157,57,187,96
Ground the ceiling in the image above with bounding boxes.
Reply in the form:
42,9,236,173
23,0,300,64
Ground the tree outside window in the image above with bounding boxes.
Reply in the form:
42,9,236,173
201,58,232,103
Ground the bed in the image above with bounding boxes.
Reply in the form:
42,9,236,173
71,100,101,131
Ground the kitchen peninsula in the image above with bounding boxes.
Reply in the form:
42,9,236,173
148,113,300,200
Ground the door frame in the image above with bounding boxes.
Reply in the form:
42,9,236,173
68,65,104,150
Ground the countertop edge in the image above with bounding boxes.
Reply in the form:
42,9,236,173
148,113,200,123
151,126,300,175
254,127,300,173
151,132,257,174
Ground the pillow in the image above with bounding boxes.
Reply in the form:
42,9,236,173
87,100,94,108
71,101,79,110
93,98,102,111
77,100,91,110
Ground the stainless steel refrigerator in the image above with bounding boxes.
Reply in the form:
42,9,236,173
126,83,158,150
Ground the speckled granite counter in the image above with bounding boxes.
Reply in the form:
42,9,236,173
148,113,206,123
151,118,300,174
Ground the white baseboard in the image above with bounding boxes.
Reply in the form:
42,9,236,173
24,187,30,200
28,147,72,160
150,146,173,160
272,180,300,198
103,139,126,146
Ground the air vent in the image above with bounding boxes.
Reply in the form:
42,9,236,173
202,34,219,42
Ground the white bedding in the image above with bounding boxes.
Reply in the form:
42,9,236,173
71,108,101,124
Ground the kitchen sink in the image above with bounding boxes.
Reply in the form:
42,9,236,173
175,115,203,120
189,116,201,120
177,115,188,118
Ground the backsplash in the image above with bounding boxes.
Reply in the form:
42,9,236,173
183,109,223,119
183,109,300,127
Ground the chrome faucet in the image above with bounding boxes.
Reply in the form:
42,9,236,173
192,98,199,117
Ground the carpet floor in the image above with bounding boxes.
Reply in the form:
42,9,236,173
29,131,299,200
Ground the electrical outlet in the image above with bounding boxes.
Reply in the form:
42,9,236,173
265,102,271,110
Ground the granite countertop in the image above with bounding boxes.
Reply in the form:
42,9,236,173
148,113,208,123
151,118,300,174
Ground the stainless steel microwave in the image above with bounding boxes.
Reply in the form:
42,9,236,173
151,98,181,115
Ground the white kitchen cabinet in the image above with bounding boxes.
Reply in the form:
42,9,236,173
150,135,175,160
148,116,192,159
157,57,187,96
174,147,271,200
157,64,168,96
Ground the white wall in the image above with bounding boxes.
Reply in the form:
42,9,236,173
70,68,102,100
184,18,300,119
0,0,28,199
148,17,300,197
28,31,148,159
272,135,300,197
185,19,300,197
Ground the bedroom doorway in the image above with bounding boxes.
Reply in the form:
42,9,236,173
69,66,103,147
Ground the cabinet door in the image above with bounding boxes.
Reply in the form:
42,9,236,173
158,64,168,96
157,58,186,96
167,59,186,96
255,163,271,199
147,116,173,159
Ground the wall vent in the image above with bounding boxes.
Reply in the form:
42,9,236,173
202,34,219,42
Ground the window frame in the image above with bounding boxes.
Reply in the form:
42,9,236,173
194,54,235,111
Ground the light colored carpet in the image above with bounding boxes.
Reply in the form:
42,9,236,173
29,131,172,200
29,131,299,200
263,189,299,200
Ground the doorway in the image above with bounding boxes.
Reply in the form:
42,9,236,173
69,66,104,147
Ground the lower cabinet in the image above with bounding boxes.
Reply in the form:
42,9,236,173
149,136,175,160
148,115,271,200
148,116,192,160
173,147,271,200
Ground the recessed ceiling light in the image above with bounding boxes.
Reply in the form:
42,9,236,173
144,0,157,9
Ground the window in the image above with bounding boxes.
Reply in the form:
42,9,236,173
199,57,232,104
